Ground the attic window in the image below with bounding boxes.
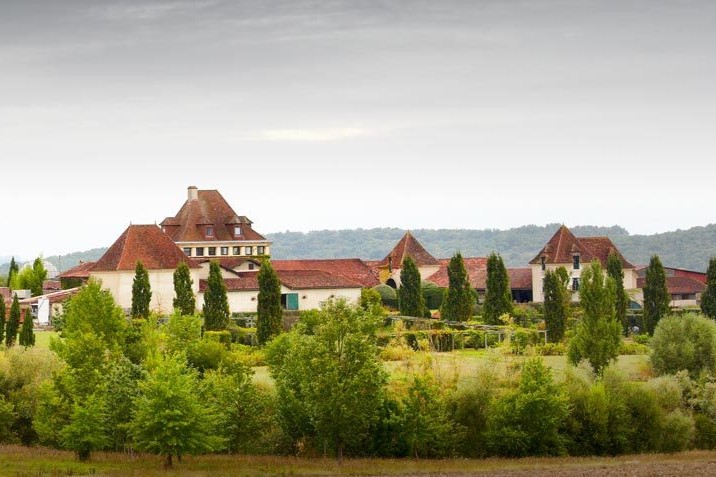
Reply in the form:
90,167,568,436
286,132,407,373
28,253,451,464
573,255,580,270
235,225,242,237
206,226,214,237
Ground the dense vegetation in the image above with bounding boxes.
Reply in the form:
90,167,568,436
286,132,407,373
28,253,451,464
11,223,716,274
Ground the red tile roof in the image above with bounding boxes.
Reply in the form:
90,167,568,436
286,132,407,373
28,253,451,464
427,258,532,291
509,267,534,289
377,232,439,269
93,225,201,271
161,189,267,243
201,269,362,292
58,261,96,279
272,259,380,288
529,225,633,269
637,276,706,295
192,257,261,270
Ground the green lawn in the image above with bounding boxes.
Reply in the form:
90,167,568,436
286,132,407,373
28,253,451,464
33,329,57,350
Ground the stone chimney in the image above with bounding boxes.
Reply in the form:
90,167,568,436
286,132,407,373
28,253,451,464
188,186,198,201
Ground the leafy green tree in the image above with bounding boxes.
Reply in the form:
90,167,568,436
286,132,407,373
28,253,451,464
203,262,229,331
19,306,35,347
701,257,716,320
0,297,5,345
11,258,47,296
131,355,222,468
7,257,18,289
60,394,109,461
98,357,144,451
607,252,629,334
131,261,151,318
543,267,569,342
5,295,21,347
440,252,475,322
267,299,386,461
360,287,384,314
398,257,425,317
643,255,670,335
164,312,202,355
173,261,196,316
568,261,622,375
257,260,282,345
31,258,48,296
651,313,716,376
61,280,126,348
484,252,512,325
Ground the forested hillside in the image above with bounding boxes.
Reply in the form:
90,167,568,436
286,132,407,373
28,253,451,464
4,223,716,273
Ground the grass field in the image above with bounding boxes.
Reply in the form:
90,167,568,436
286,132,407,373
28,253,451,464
1,445,715,476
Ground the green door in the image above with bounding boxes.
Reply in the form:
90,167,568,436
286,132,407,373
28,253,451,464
286,293,299,311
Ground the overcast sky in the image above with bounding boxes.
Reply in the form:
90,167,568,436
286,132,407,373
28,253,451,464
1,0,715,260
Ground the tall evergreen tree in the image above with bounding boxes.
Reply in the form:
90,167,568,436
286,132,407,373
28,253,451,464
567,260,622,375
7,257,18,289
701,257,716,320
607,252,629,335
398,257,425,317
30,257,48,296
5,295,21,347
440,252,475,321
257,260,283,345
483,252,513,325
643,255,670,335
173,261,196,316
19,306,35,347
0,297,5,345
131,261,152,318
203,262,229,331
543,267,569,342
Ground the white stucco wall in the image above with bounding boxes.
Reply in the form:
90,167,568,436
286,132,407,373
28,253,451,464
197,286,361,313
389,264,441,288
532,264,640,303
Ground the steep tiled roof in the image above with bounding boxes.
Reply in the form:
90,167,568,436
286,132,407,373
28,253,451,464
161,189,267,243
378,232,439,269
273,259,380,288
201,269,361,292
427,258,532,291
637,276,706,295
529,225,633,269
508,268,534,289
93,225,201,271
58,261,96,279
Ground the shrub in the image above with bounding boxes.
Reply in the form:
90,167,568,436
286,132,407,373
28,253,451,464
647,375,683,411
659,410,694,452
651,313,716,376
421,281,445,311
694,413,716,449
187,339,227,373
534,343,567,356
633,334,651,345
620,341,649,355
204,330,232,348
373,284,398,309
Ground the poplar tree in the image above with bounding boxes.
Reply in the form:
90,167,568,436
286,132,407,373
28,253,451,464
131,261,152,318
5,295,20,347
257,260,283,345
440,252,475,321
398,257,425,317
483,252,512,325
7,257,18,289
30,258,48,296
607,252,629,334
701,257,716,320
567,260,622,375
203,262,229,331
0,298,5,344
173,261,196,316
19,306,35,347
643,255,670,335
543,267,569,342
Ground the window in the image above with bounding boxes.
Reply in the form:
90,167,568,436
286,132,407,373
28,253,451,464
221,247,229,256
234,225,242,237
541,256,546,271
233,246,241,255
257,246,265,255
245,246,253,255
248,263,255,270
183,247,192,256
206,226,214,237
196,247,204,257
572,278,580,291
573,254,580,270
208,247,216,256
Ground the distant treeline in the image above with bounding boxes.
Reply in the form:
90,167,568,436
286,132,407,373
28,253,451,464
3,223,716,274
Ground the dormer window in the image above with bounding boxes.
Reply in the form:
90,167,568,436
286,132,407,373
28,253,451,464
206,226,214,238
234,225,242,237
573,254,580,270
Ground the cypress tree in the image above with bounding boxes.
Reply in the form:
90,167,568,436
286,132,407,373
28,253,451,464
131,261,152,318
257,260,283,345
203,262,229,331
0,298,5,345
607,251,629,335
7,257,18,289
483,252,512,325
440,252,475,321
398,257,425,317
543,267,568,342
173,261,196,316
643,255,670,335
30,257,48,296
5,295,20,347
701,257,716,320
19,306,35,347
